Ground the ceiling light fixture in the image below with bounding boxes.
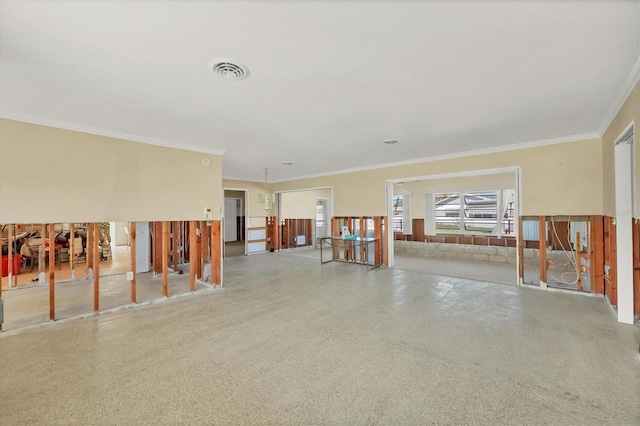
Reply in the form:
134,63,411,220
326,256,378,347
209,58,250,80
257,168,275,211
383,139,399,145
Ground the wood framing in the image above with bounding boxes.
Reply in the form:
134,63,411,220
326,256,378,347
374,216,382,266
359,217,365,261
0,224,3,331
517,217,524,283
153,222,162,274
538,216,547,285
7,225,13,288
49,224,55,320
189,220,196,291
211,220,221,285
633,218,639,317
590,216,604,294
162,221,169,297
69,223,75,278
196,221,203,279
604,216,617,306
87,223,94,271
93,223,100,312
130,222,137,304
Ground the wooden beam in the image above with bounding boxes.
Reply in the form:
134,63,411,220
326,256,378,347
211,220,221,286
196,222,202,279
0,224,3,331
130,222,137,304
305,219,312,248
173,221,179,270
69,223,75,279
517,217,524,284
590,216,604,294
87,223,94,272
40,223,46,275
538,216,547,286
93,223,100,312
604,216,618,306
374,216,382,266
7,224,13,288
359,217,365,262
293,219,298,248
576,231,582,291
610,218,618,306
49,224,56,320
153,222,162,274
189,220,196,292
162,221,169,297
633,218,640,318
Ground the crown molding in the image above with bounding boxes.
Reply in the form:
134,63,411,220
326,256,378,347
271,132,600,183
0,110,226,156
598,48,640,135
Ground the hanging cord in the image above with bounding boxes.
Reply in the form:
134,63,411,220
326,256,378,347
547,216,581,285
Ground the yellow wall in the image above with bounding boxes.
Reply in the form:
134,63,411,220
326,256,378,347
223,179,273,217
0,119,222,223
279,188,331,219
273,138,603,216
601,83,640,217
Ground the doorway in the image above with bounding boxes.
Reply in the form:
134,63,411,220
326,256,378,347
614,123,635,324
386,168,522,286
223,189,247,258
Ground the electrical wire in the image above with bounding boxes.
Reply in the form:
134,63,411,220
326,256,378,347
547,216,581,286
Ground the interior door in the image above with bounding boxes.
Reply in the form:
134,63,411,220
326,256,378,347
224,198,238,242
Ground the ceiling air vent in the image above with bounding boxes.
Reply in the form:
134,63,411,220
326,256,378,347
209,58,250,80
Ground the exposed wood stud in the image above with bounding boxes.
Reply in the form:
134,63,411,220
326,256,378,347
211,220,221,286
130,222,137,304
93,223,100,312
0,224,3,331
292,219,298,248
69,223,75,279
632,218,640,317
517,217,524,284
49,223,56,320
576,231,582,291
196,221,203,279
590,216,604,294
7,224,13,287
87,223,94,272
189,221,196,292
359,217,365,262
374,216,382,266
162,221,169,297
153,222,162,274
539,216,547,285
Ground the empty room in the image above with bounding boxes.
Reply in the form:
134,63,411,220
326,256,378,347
1,1,639,425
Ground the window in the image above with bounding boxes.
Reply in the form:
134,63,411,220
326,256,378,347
392,195,403,231
392,195,413,234
433,190,515,236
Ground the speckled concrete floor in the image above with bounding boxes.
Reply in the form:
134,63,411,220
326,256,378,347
1,251,638,425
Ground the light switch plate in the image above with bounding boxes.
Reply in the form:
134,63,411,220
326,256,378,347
126,271,134,281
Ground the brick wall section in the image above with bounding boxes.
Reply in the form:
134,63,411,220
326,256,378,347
394,241,573,267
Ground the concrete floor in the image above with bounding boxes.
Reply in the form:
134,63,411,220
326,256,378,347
1,251,638,425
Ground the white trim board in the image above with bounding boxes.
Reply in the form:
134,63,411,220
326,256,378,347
598,48,640,135
0,110,226,156
271,133,599,183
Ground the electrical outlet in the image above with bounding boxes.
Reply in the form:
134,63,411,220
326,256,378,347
604,265,610,277
126,271,134,281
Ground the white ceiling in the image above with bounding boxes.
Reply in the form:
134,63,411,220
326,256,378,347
1,1,639,182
